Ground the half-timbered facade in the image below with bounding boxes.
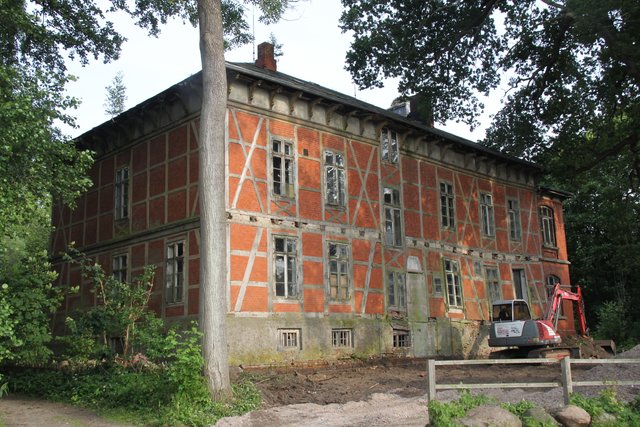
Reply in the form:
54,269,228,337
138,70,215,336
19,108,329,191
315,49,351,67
52,44,574,364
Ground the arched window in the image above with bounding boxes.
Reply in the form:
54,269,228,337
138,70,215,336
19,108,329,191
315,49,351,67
539,206,557,247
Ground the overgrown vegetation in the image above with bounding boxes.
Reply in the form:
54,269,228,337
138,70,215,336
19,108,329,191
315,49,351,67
428,389,640,427
4,257,261,426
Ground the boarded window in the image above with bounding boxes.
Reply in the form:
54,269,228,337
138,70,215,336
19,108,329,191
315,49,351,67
387,271,406,309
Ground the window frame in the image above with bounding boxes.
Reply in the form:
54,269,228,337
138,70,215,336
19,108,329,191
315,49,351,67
440,181,455,230
273,235,298,299
392,329,411,348
111,253,128,283
115,166,130,220
480,192,495,237
324,149,346,207
278,328,301,350
507,198,522,241
271,139,295,199
380,128,399,164
331,328,353,348
539,205,557,247
383,187,403,247
386,270,406,310
485,266,501,304
444,259,463,308
327,241,350,301
166,241,185,305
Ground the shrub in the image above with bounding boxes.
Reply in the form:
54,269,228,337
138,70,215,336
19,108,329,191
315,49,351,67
428,390,492,426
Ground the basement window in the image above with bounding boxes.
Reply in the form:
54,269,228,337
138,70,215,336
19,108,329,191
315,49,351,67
393,330,411,348
332,329,353,348
278,329,301,350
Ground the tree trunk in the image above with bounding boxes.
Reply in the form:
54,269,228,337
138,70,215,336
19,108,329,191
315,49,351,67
197,0,231,400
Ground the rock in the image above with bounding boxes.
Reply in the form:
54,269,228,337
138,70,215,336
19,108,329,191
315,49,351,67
523,407,560,425
552,405,591,427
592,412,618,425
458,405,522,427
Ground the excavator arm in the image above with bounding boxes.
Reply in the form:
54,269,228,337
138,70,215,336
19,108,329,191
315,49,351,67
544,284,588,336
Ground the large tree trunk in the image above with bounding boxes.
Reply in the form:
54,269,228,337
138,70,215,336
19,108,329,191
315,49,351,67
197,0,231,400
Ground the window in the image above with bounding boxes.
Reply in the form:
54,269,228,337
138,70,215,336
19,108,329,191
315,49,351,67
325,150,346,206
112,254,128,283
278,329,301,350
546,274,563,316
432,275,443,296
440,182,455,229
381,128,399,163
115,167,129,220
508,199,522,241
444,259,462,308
387,271,406,309
274,236,297,298
480,193,495,236
485,267,501,303
272,139,295,198
393,330,411,348
383,187,403,246
540,206,557,247
332,329,353,347
328,242,350,301
166,242,185,304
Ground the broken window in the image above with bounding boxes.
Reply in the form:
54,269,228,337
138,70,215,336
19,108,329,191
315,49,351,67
387,270,406,309
115,167,129,220
278,329,301,350
272,139,295,198
383,187,403,246
444,259,462,308
507,199,522,241
274,236,297,298
328,242,350,301
332,329,353,347
540,206,557,247
324,150,346,206
485,267,501,303
480,193,495,236
440,182,455,229
112,254,128,283
381,128,399,163
393,330,411,348
166,241,185,304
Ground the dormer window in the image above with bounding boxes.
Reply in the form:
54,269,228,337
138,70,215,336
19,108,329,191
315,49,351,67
381,128,399,163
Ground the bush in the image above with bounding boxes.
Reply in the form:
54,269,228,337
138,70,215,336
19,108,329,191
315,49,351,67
593,301,640,350
570,389,640,426
428,390,492,426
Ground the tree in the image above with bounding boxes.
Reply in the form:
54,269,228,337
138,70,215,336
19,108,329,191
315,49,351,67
2,0,297,400
104,71,127,117
339,1,640,183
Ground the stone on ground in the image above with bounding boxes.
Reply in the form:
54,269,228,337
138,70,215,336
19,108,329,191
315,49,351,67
523,406,560,425
457,405,522,427
552,405,591,427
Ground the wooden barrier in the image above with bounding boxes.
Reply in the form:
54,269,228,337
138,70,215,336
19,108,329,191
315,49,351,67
427,357,640,405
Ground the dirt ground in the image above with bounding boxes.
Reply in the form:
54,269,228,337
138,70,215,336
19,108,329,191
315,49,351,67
1,345,638,427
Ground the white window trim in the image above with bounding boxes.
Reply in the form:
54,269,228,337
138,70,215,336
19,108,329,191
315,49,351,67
440,181,455,230
480,193,495,237
271,139,296,199
324,149,347,207
327,241,351,302
273,235,299,299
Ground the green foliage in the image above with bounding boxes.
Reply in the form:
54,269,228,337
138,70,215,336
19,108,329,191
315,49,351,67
428,390,492,426
104,71,127,117
593,301,639,350
571,389,640,427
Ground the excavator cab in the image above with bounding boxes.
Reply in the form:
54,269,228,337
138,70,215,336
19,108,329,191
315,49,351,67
491,300,531,322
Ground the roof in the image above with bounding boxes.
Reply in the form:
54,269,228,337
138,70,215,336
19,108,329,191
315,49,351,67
77,61,541,173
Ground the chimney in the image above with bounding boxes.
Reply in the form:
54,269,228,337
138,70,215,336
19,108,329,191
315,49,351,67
255,42,277,72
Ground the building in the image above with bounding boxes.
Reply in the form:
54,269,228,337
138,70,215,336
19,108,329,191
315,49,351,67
52,43,574,365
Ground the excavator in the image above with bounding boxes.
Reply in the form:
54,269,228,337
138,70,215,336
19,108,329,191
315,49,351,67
488,283,615,358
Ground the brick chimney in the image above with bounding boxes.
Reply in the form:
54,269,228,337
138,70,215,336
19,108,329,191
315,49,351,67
255,42,277,72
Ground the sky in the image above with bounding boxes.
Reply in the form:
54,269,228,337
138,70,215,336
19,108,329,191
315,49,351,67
64,0,497,141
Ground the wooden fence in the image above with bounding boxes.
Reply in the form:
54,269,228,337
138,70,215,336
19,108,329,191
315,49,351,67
427,357,640,405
